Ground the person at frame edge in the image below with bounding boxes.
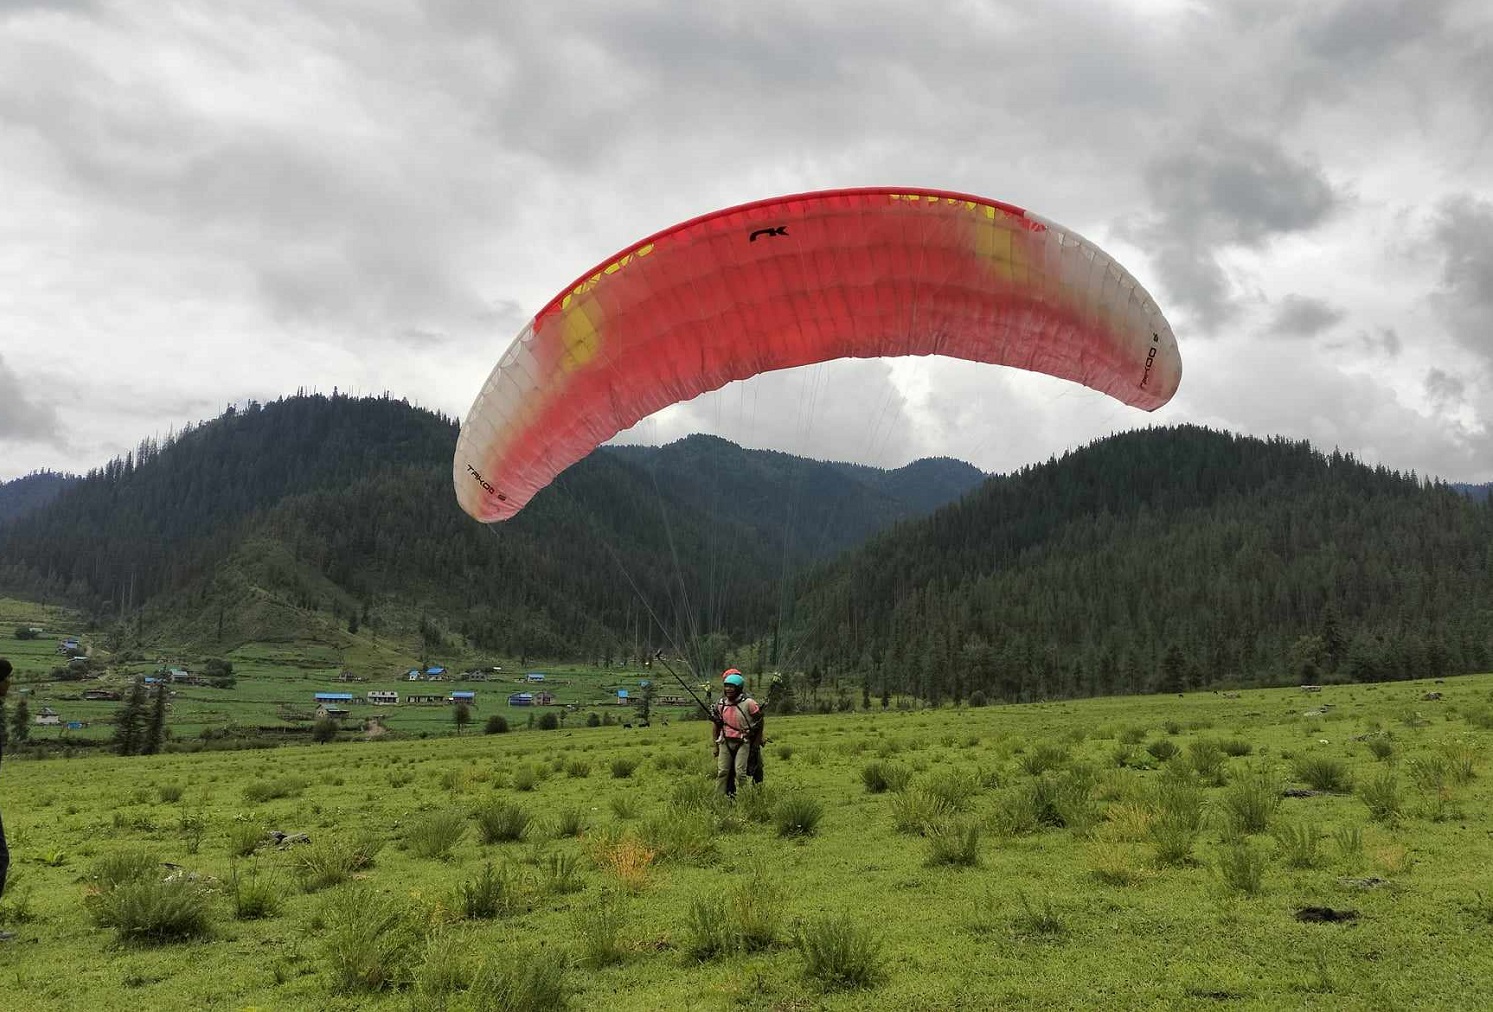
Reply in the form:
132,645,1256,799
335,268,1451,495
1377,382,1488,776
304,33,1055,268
712,668,764,798
0,657,12,941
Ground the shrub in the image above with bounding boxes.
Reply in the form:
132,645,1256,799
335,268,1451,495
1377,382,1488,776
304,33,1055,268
407,808,467,860
320,886,418,993
311,717,338,744
793,913,884,991
457,862,524,920
474,800,531,844
484,714,510,734
1293,754,1353,793
774,793,824,837
967,690,988,707
537,712,559,730
610,757,640,779
926,819,981,866
586,712,602,727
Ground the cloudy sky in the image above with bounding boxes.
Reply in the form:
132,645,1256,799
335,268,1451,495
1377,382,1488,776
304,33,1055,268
2,0,1491,485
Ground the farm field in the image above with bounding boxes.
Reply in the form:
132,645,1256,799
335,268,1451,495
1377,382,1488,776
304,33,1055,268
2,674,1493,1010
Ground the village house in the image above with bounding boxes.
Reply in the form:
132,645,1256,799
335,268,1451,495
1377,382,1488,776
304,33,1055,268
34,706,61,726
448,690,477,707
405,693,445,705
313,692,355,708
367,690,399,705
507,692,534,707
315,705,350,720
82,689,123,701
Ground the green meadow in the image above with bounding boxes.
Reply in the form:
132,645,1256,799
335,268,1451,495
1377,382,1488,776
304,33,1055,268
3,671,1493,1010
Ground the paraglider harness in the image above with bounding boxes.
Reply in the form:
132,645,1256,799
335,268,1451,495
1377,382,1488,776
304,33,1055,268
653,651,764,784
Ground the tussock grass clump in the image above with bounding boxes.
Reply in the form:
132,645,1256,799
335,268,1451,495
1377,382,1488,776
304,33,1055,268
89,876,214,943
540,851,584,895
242,774,309,804
683,868,785,960
891,790,954,836
1357,771,1402,823
1188,740,1228,786
228,821,262,858
406,808,467,860
585,829,656,893
1365,736,1395,761
860,760,912,794
1086,837,1149,886
1221,766,1282,835
511,764,544,792
642,809,717,863
925,819,981,867
565,759,591,778
229,861,282,920
1332,825,1364,864
320,886,418,993
774,792,824,837
609,795,641,820
86,854,213,943
89,850,159,893
158,783,185,804
295,834,380,893
572,892,627,968
1017,741,1070,776
610,756,640,779
1146,739,1180,762
683,894,729,961
1293,754,1353,793
920,769,983,812
793,913,884,991
456,862,524,919
735,781,778,824
1147,780,1204,867
550,806,586,839
1218,738,1254,757
474,800,531,844
1273,821,1322,869
1118,725,1148,745
1214,840,1267,896
1013,891,1068,939
466,944,570,1011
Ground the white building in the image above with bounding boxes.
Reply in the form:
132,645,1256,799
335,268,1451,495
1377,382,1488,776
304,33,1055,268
368,690,399,705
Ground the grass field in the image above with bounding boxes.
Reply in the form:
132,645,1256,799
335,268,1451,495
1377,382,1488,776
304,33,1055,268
3,670,1492,1010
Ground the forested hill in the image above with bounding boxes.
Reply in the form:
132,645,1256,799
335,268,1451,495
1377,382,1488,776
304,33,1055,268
0,393,985,659
0,470,79,526
789,426,1493,700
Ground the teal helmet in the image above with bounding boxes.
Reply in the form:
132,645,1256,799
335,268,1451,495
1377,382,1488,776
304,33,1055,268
723,671,745,688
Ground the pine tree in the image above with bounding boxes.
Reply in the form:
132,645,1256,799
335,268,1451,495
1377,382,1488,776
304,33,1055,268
114,677,148,756
9,696,30,743
143,686,167,754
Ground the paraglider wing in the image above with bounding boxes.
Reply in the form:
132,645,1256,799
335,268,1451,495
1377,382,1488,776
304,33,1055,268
455,187,1182,523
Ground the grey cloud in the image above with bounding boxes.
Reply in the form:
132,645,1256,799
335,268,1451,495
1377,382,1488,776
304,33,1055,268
1429,195,1493,369
1301,0,1453,63
1128,130,1342,331
1424,368,1465,411
1270,294,1345,339
1354,328,1402,357
0,354,63,443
